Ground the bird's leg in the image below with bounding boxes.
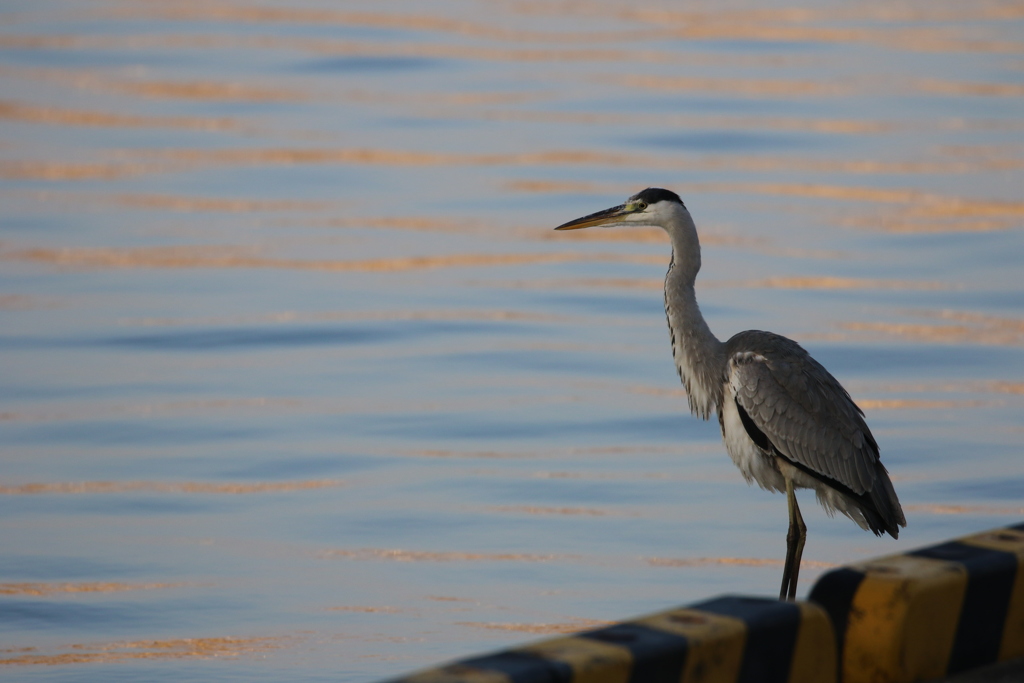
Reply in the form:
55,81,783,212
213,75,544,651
779,478,807,601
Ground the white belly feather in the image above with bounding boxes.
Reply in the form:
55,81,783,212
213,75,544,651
719,394,786,493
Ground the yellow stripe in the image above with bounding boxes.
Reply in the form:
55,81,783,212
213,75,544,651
400,664,513,683
788,601,837,683
635,607,746,683
519,636,632,683
520,636,632,683
958,527,1024,661
843,554,967,683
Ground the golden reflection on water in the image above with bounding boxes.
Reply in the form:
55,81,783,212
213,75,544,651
324,216,488,234
0,31,650,65
0,397,306,423
0,480,344,495
149,146,685,170
0,397,557,423
455,619,613,634
15,62,1012,142
7,244,645,272
0,159,157,181
907,504,1024,516
328,605,404,614
861,380,1024,395
14,140,1017,188
505,147,1022,177
483,274,946,292
485,505,613,517
986,381,1024,395
840,212,1017,234
856,398,990,410
345,88,540,108
730,182,1024,210
28,1,1022,59
607,74,847,98
424,595,476,603
615,73,1024,99
838,194,1024,233
0,99,238,131
0,293,54,310
399,444,681,460
724,276,951,291
918,78,1024,98
112,194,329,213
3,189,331,214
3,145,1018,191
504,179,608,195
100,78,305,102
402,449,544,460
122,308,567,328
841,309,1024,346
98,3,651,45
0,637,283,667
0,582,186,596
618,5,1023,54
530,471,675,482
490,276,663,291
645,556,837,569
320,548,570,563
484,108,892,134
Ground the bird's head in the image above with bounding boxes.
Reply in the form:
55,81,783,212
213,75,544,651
554,188,687,231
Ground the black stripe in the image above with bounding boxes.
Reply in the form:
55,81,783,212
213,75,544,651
690,596,800,683
808,567,866,679
735,399,773,452
910,541,1018,673
457,651,573,683
578,622,688,683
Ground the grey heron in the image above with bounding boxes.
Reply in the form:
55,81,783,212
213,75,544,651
554,188,905,600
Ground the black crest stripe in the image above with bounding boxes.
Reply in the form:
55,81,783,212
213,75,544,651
632,187,685,207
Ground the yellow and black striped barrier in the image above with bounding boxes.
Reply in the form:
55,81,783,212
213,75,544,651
386,523,1024,683
809,522,1024,683
390,596,836,683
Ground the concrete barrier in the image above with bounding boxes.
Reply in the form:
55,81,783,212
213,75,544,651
809,522,1024,683
385,523,1024,683
390,596,836,683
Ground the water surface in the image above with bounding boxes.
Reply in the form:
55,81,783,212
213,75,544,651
1,1,1022,680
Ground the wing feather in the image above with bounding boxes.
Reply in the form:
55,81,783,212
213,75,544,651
726,332,877,496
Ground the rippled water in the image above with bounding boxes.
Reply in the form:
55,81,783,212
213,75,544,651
1,1,1022,680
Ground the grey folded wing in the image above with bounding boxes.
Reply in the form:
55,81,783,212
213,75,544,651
726,335,878,497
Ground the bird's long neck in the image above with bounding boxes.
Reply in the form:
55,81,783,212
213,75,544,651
663,216,725,420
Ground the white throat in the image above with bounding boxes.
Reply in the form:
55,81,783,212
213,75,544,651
661,208,725,419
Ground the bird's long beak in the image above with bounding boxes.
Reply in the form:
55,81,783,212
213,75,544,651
554,203,630,231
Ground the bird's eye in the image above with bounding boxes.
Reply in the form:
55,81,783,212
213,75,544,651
635,202,647,211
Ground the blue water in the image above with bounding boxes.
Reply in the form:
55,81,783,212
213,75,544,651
1,1,1022,680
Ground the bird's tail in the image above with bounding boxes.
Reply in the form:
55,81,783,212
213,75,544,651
867,464,906,539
